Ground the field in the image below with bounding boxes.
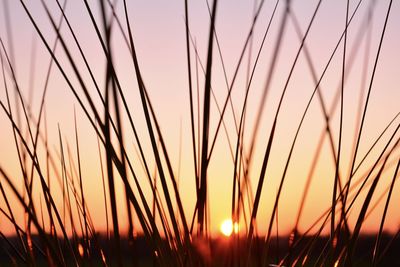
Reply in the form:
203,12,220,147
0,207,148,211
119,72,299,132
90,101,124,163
0,0,399,266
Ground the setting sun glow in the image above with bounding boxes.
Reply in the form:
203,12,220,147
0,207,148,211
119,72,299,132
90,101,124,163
220,219,239,237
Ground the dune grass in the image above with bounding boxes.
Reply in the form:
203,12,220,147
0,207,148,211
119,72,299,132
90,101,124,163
0,0,399,266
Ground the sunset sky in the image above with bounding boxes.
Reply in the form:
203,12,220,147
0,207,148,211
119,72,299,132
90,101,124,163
0,0,399,238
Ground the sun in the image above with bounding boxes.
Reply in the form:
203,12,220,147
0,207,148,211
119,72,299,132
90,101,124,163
220,219,239,237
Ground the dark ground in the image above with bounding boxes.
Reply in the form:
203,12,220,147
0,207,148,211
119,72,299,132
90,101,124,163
1,233,399,266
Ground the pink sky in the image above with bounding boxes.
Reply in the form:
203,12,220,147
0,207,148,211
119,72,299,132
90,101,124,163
0,0,399,237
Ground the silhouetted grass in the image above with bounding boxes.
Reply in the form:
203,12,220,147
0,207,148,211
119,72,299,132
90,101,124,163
0,0,399,266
